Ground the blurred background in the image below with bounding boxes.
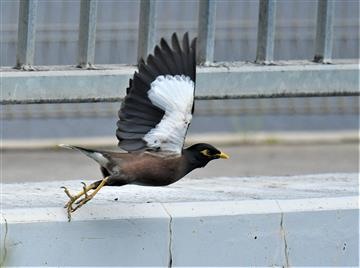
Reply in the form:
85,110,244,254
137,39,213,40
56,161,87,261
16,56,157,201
1,0,359,182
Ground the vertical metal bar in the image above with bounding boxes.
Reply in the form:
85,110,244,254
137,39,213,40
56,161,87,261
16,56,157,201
137,0,157,62
197,0,217,64
314,0,334,63
255,0,276,64
78,0,98,68
16,0,38,70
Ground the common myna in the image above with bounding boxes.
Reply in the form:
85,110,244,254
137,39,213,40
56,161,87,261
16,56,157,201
61,33,229,221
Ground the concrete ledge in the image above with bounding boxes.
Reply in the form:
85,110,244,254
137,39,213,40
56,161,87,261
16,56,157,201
1,174,359,266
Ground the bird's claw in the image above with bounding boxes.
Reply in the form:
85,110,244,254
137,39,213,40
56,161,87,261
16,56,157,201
81,182,88,198
61,186,74,200
61,178,108,222
61,184,90,221
61,186,76,221
61,186,75,209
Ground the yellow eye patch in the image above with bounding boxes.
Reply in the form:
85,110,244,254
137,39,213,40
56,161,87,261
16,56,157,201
200,149,212,157
200,149,230,159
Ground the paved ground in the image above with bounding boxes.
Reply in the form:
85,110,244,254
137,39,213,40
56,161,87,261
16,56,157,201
1,143,358,183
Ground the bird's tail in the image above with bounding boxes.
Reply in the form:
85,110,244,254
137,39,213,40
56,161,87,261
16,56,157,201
58,144,110,167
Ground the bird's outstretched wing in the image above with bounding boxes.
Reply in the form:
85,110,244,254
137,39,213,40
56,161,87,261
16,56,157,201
116,32,196,154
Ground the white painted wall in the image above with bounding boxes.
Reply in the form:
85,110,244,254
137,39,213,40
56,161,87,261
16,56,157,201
1,174,359,266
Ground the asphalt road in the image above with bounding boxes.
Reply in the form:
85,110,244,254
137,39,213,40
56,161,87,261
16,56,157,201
2,143,358,183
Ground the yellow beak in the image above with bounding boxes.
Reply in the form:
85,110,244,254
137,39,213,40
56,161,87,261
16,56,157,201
218,152,230,159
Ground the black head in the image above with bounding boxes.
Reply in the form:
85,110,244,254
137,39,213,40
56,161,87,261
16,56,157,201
184,143,229,169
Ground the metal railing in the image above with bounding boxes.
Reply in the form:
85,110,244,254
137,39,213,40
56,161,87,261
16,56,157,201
1,0,359,104
11,0,341,68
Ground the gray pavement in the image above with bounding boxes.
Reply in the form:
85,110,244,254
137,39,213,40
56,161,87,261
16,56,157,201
1,143,358,183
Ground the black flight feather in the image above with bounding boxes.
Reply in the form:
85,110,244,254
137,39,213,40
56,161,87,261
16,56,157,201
116,32,196,152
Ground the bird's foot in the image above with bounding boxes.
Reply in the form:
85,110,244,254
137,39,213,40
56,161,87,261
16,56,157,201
61,178,108,221
61,182,95,221
72,178,108,212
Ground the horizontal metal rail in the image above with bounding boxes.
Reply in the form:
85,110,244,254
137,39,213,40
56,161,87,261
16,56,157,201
1,97,358,120
1,61,358,104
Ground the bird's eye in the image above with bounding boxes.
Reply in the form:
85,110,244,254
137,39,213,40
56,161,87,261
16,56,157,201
200,149,212,157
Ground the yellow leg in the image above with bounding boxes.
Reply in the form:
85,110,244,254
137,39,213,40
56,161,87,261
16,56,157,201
71,178,108,212
61,177,108,221
62,183,94,208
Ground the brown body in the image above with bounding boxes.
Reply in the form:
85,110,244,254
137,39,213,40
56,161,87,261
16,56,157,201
96,151,192,187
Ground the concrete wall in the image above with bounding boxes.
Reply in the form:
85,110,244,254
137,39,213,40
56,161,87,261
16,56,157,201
1,174,359,266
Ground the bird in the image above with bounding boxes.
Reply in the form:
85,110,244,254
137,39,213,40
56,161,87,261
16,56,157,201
60,32,229,221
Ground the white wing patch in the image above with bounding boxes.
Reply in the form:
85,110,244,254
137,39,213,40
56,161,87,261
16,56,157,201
143,75,194,154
